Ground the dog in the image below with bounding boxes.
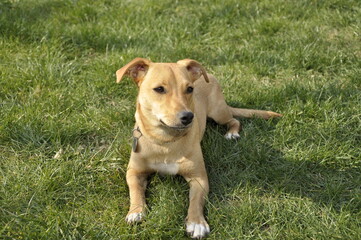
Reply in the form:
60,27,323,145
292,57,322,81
116,58,282,239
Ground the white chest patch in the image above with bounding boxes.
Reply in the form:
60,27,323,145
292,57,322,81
149,163,179,175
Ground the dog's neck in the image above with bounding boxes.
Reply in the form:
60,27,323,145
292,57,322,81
135,103,190,144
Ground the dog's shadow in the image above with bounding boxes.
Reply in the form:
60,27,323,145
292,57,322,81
202,118,359,215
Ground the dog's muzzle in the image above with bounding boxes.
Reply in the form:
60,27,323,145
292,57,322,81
159,111,194,130
178,111,194,126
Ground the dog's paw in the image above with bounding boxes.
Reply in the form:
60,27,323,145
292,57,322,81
125,212,144,224
186,221,210,239
225,132,240,140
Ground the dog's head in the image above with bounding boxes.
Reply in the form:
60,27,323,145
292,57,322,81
116,58,209,131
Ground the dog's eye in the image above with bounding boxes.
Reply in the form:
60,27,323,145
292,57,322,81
153,86,165,94
186,86,194,94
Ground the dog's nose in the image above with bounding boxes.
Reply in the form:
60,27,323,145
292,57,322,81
178,111,194,126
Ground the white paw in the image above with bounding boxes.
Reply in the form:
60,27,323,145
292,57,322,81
225,132,240,140
186,222,210,239
125,212,143,224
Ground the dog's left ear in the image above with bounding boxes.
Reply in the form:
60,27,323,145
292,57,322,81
177,59,209,83
116,58,152,86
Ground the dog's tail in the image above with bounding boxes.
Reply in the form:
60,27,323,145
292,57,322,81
229,107,282,120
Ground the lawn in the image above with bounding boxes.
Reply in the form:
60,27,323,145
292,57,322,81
1,0,360,239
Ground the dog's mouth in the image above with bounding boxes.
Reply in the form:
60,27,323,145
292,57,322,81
160,119,191,130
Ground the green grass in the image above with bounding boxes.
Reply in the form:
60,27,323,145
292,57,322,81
1,0,360,239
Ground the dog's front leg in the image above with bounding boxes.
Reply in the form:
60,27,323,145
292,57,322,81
184,172,210,239
125,168,148,224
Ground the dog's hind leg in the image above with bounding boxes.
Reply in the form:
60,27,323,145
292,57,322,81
206,85,241,139
205,78,281,139
211,109,241,140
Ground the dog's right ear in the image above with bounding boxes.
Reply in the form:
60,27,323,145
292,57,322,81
116,58,152,86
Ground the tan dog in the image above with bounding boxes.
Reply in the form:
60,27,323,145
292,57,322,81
116,58,282,239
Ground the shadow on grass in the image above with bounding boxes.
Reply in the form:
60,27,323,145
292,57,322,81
203,119,360,214
0,0,230,63
0,1,60,40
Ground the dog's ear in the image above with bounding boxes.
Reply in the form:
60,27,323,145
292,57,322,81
116,58,152,85
177,59,209,83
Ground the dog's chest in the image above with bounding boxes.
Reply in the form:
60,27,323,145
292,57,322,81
148,162,179,175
